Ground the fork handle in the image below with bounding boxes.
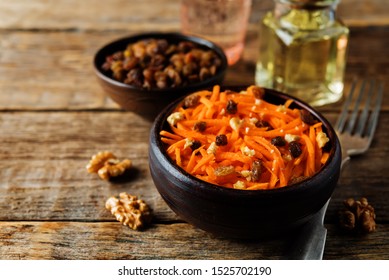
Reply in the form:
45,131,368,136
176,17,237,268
287,200,329,260
288,156,348,260
341,156,350,168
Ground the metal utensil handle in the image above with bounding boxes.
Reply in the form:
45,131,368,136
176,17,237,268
287,200,329,260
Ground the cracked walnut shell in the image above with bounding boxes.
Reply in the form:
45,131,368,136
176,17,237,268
105,192,152,230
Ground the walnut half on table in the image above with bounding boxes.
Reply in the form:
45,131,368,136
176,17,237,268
338,197,376,234
86,151,132,180
105,192,153,230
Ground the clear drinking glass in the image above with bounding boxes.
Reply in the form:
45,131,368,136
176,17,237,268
180,0,252,65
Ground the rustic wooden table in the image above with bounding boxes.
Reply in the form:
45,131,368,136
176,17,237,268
0,0,388,260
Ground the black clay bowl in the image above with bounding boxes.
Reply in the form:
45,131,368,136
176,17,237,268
93,32,227,119
149,87,341,239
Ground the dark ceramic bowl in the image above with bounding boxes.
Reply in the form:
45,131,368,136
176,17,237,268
149,86,341,239
93,32,227,118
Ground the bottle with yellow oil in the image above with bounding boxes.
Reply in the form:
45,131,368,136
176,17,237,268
255,0,349,106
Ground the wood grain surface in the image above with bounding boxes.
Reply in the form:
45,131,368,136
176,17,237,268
0,0,388,260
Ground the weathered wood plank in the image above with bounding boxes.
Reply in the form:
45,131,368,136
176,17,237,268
0,0,180,32
0,27,388,111
0,111,178,221
0,31,114,110
0,0,387,262
0,0,387,31
0,176,178,222
1,111,388,222
324,224,389,260
337,0,389,27
0,222,388,260
0,221,288,260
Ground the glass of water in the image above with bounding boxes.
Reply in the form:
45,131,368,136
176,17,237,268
180,0,252,65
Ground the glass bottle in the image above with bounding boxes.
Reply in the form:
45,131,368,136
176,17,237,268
255,0,349,106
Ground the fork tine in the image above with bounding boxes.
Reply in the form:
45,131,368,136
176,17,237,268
365,81,384,141
335,78,357,132
355,80,374,136
345,79,366,134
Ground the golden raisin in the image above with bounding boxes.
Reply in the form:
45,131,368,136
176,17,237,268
249,85,265,99
251,160,263,182
183,94,200,108
214,166,235,176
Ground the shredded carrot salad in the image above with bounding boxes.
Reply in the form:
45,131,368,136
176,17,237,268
160,85,331,190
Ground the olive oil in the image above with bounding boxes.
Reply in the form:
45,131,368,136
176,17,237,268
255,0,349,106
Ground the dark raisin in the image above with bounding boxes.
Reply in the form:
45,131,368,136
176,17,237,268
193,121,206,132
215,134,228,146
112,51,124,61
165,67,182,87
143,68,155,83
156,39,169,54
101,61,112,71
251,160,263,182
200,51,213,67
255,120,273,130
184,52,196,64
178,41,195,53
182,62,195,77
289,141,302,158
187,74,199,83
271,136,286,147
126,68,143,87
199,67,211,81
226,100,238,114
190,140,202,151
322,140,332,152
150,54,165,68
123,57,139,70
300,109,318,125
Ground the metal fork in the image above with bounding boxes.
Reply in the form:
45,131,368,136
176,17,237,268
336,79,384,166
288,78,384,260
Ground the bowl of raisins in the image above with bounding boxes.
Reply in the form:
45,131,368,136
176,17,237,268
94,32,228,118
149,85,342,239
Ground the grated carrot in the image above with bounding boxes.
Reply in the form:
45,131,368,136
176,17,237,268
160,85,332,190
175,148,182,167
